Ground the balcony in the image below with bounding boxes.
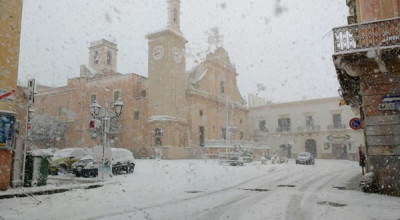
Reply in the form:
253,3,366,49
333,17,400,54
204,140,256,148
254,128,268,137
327,124,346,130
297,125,320,132
276,127,291,132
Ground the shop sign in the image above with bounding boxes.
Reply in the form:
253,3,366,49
327,134,350,142
0,114,15,148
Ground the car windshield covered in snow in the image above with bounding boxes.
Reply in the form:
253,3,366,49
298,152,311,157
2,0,400,219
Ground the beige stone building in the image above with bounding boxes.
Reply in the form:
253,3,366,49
332,0,400,195
34,0,249,159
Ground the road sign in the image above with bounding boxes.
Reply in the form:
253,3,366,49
0,90,15,101
382,95,400,103
349,118,363,130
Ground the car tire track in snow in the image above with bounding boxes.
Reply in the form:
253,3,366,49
179,168,321,220
86,167,282,220
283,170,343,220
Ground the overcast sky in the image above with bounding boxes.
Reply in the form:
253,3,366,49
18,0,348,103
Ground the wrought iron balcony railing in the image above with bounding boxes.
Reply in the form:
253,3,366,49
254,128,268,136
276,127,291,132
333,17,400,54
297,125,320,132
327,124,346,130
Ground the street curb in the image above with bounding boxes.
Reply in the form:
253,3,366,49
0,184,103,200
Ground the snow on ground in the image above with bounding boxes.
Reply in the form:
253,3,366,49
1,159,400,220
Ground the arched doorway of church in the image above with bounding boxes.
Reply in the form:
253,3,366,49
305,139,317,158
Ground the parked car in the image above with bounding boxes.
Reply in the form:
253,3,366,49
49,148,90,175
76,147,135,177
111,148,136,174
226,154,245,166
295,152,315,165
71,155,95,177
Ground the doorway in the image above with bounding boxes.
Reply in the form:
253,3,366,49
305,139,317,158
332,143,347,159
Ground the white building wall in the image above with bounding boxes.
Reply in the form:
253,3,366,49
249,97,365,160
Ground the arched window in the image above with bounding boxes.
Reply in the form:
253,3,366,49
173,8,178,24
107,51,112,65
94,51,99,64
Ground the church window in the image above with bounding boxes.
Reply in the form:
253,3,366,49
114,90,120,101
134,111,140,120
199,110,203,116
173,8,177,24
107,51,112,65
94,51,99,64
141,90,146,97
91,94,96,103
220,81,225,94
222,127,226,140
58,106,63,116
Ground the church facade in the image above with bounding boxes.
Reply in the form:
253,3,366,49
34,0,249,159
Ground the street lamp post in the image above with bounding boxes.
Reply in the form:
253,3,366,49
152,128,164,160
89,98,124,180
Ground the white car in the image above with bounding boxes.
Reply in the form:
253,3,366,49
76,147,135,177
296,152,315,165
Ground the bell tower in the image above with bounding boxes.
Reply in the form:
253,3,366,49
88,39,118,75
146,0,189,158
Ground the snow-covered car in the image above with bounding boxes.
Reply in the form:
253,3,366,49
78,148,135,177
295,152,315,165
49,148,91,175
71,155,95,177
111,148,135,174
226,155,245,166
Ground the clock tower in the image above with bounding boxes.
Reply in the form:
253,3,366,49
146,0,189,157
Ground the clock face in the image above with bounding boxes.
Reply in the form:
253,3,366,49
172,47,182,63
152,46,164,60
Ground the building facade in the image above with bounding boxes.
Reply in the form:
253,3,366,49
249,96,365,160
332,0,400,195
0,0,23,191
34,0,249,159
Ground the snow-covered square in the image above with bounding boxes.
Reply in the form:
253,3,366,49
1,159,400,220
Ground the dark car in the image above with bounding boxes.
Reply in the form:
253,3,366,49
295,152,315,165
74,148,135,177
71,156,96,177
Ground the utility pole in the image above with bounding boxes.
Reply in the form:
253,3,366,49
225,97,229,153
21,79,35,185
